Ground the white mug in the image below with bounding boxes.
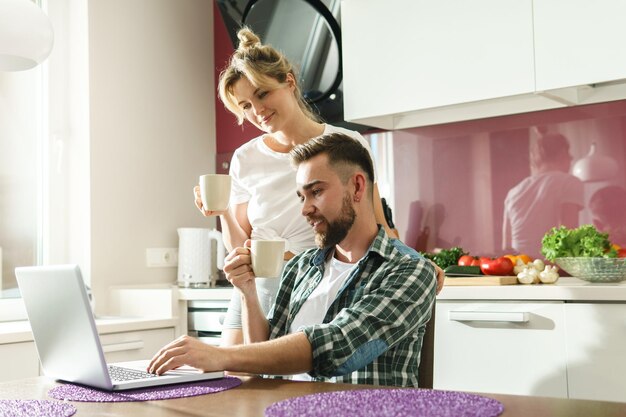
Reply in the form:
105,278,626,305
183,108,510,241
199,174,231,212
251,240,286,278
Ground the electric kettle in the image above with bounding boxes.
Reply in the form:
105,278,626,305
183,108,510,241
177,228,226,288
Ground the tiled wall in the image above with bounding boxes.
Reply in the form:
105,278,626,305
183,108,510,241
382,100,626,259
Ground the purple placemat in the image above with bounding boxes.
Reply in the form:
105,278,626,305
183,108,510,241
265,388,504,417
0,399,76,417
47,376,241,402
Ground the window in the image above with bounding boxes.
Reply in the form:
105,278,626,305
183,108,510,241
0,62,45,300
0,0,89,321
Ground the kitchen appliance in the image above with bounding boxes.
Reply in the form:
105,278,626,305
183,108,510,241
177,228,226,288
187,300,230,346
215,0,370,132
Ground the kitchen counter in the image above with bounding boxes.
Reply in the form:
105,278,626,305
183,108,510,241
2,375,626,416
437,277,626,301
0,317,178,345
177,287,233,301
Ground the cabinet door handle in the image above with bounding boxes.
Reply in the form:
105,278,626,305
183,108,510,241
449,311,530,323
102,341,145,353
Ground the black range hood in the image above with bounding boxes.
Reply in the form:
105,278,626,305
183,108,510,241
215,0,373,132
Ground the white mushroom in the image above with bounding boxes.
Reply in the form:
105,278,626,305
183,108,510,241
513,259,527,275
517,266,539,285
539,265,560,284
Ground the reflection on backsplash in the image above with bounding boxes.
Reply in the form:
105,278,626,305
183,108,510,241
369,100,626,259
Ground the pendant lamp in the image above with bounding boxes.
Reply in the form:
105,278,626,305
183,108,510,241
572,142,619,182
0,0,54,71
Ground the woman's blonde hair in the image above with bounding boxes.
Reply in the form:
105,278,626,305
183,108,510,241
218,27,320,125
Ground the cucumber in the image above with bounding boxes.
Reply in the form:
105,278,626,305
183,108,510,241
444,265,482,276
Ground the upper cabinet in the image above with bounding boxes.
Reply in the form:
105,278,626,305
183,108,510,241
534,0,626,90
342,0,626,129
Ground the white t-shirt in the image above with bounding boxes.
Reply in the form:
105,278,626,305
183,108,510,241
289,254,357,381
503,170,583,259
229,124,373,255
222,124,374,329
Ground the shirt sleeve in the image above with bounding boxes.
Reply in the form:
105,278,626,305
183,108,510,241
301,257,436,378
228,148,251,205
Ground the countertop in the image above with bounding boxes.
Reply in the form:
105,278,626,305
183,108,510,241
0,316,178,345
177,287,233,301
437,277,626,301
2,376,625,417
178,278,626,302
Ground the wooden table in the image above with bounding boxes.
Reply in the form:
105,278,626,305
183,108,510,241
1,376,625,416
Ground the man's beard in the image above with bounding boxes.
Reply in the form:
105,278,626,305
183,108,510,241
312,193,356,249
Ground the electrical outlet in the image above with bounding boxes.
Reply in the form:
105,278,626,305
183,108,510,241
146,248,178,267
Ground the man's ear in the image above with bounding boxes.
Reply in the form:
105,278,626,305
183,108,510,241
352,172,367,203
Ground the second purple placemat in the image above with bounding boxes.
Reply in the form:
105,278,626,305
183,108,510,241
265,388,504,417
0,399,76,417
48,376,241,402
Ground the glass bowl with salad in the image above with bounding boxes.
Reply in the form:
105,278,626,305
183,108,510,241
541,225,626,283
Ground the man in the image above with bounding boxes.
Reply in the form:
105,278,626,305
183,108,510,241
149,133,436,387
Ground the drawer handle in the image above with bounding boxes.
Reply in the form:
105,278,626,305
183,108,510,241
102,341,145,353
449,311,530,323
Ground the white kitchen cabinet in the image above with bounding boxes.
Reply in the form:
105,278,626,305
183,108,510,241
534,0,626,92
433,301,568,398
341,0,536,128
0,341,39,382
564,303,626,403
99,328,175,364
341,0,626,129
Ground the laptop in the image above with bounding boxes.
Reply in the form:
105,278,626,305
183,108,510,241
15,264,224,391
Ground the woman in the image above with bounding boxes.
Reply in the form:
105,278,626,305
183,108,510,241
195,27,432,346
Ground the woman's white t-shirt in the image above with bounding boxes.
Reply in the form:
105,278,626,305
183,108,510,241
222,124,374,328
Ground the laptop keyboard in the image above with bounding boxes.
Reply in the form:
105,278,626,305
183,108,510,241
108,365,159,382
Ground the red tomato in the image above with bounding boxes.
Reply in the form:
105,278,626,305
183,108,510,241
480,257,515,276
618,248,626,258
458,255,480,266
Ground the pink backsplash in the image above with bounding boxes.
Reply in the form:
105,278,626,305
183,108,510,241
373,100,626,258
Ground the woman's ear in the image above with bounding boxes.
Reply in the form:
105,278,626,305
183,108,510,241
285,72,296,91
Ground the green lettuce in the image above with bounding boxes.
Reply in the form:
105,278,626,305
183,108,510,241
541,225,617,261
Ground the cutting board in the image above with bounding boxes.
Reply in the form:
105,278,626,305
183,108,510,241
444,275,518,286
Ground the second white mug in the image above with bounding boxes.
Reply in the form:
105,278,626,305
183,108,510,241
251,240,286,278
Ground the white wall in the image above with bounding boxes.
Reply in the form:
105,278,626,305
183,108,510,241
88,0,216,314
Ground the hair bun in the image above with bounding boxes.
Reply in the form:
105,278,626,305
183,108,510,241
237,27,261,52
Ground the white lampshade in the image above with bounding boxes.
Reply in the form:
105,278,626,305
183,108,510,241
0,0,54,71
572,142,619,182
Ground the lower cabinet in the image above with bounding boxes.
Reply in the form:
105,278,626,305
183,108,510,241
564,303,626,403
99,328,176,363
0,341,39,382
434,300,626,402
0,326,176,383
434,301,568,397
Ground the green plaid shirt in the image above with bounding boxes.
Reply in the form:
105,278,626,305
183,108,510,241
267,227,436,387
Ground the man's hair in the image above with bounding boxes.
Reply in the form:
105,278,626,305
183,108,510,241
290,132,375,188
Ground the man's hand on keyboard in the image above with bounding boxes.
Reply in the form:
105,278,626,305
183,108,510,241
148,335,221,375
